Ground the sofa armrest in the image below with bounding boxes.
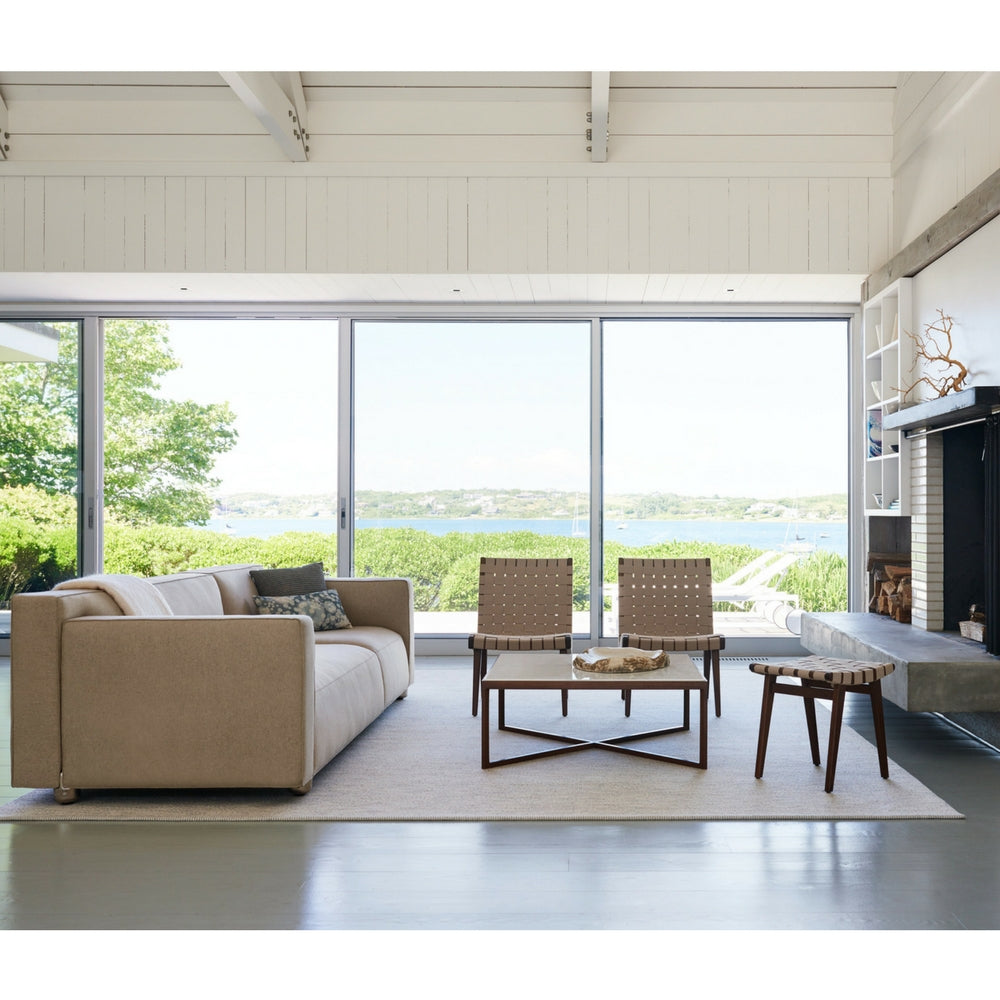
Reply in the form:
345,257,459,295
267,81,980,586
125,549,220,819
325,577,414,670
11,588,123,789
55,615,316,791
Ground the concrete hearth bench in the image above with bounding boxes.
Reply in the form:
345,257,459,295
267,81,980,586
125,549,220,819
801,611,1000,713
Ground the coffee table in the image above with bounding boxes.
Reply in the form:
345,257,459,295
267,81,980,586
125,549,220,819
480,651,708,769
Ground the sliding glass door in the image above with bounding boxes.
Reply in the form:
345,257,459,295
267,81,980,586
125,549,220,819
352,320,592,634
602,318,849,638
100,318,339,575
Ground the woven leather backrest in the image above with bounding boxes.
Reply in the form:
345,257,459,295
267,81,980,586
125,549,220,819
477,557,573,635
618,557,714,636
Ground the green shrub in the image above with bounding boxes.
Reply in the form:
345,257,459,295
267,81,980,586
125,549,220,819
437,552,483,611
0,484,76,526
0,508,848,617
355,528,458,610
0,487,80,599
775,550,848,613
0,518,48,603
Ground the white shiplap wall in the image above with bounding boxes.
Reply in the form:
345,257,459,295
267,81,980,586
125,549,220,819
0,173,893,279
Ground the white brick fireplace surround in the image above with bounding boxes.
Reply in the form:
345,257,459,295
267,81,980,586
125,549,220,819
910,433,945,632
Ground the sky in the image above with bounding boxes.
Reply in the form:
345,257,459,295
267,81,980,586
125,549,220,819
157,320,340,497
157,317,848,499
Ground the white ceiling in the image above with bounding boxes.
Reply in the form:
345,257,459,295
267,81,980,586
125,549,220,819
0,71,891,307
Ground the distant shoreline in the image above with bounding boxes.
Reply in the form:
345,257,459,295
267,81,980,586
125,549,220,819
203,515,849,556
214,489,849,524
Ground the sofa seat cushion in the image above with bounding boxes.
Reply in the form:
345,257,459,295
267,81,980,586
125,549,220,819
314,625,410,706
313,643,387,771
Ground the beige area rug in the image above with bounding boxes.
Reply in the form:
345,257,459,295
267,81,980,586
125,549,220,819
0,665,962,822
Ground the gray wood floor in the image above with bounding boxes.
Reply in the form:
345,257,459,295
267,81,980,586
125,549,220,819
2,655,1000,936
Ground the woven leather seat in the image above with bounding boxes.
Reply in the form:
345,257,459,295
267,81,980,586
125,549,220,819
749,655,896,792
618,557,726,716
470,633,572,652
750,656,894,686
468,557,573,716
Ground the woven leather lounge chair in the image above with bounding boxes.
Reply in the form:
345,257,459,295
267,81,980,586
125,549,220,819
468,557,574,717
617,557,725,717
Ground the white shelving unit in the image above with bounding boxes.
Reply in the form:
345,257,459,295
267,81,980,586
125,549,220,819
862,277,913,517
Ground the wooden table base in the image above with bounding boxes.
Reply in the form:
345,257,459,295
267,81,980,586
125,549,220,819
482,679,708,769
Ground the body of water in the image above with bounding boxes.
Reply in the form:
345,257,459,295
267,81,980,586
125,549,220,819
205,516,848,555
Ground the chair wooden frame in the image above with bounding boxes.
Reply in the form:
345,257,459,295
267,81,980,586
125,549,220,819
468,557,573,717
617,557,725,717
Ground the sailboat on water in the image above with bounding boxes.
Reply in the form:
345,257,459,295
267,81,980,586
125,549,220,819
781,501,815,554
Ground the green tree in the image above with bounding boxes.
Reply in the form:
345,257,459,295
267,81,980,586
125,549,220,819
0,324,77,494
0,319,238,526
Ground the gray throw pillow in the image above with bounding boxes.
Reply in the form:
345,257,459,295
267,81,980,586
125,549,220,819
250,561,326,597
253,589,352,631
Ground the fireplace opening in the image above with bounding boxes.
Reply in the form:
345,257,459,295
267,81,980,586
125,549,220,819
943,421,986,633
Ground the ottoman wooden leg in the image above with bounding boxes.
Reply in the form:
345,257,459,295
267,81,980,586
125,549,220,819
801,681,822,766
824,687,848,793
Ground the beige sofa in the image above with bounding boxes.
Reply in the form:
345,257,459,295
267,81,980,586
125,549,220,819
10,564,414,803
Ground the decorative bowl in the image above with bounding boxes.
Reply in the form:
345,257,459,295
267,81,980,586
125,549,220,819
572,647,668,673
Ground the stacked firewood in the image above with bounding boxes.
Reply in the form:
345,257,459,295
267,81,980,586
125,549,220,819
871,564,912,622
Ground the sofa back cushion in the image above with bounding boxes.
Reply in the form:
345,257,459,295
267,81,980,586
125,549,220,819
151,573,225,615
195,564,263,615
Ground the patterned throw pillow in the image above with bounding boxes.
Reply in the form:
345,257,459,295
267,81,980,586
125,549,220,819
253,588,352,631
250,561,326,597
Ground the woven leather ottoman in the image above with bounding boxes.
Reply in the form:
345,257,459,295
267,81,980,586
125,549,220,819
749,655,896,792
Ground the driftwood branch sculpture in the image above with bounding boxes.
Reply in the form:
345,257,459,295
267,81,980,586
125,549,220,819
900,310,969,400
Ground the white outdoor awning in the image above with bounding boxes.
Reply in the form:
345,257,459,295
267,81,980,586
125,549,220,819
0,320,61,363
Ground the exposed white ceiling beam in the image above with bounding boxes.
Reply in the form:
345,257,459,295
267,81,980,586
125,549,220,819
282,72,309,134
590,71,610,163
221,72,308,162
